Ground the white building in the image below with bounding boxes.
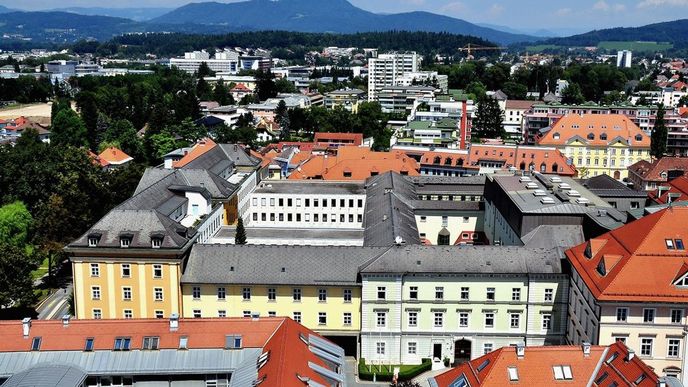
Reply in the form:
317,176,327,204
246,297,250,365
170,50,240,74
394,71,449,94
617,50,633,68
368,52,421,102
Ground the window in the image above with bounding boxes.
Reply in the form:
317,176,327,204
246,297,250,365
616,308,628,322
153,265,162,279
293,312,301,323
460,287,469,301
377,287,386,300
640,338,653,357
142,336,160,350
193,310,202,318
120,237,131,248
225,335,243,349
666,239,675,249
544,288,553,302
84,338,94,351
376,342,386,355
668,339,681,358
114,337,131,351
508,366,519,381
483,343,494,355
278,198,284,206
242,287,251,301
154,288,163,301
268,311,276,317
344,312,352,326
459,312,469,328
410,286,418,300
190,286,201,300
358,199,363,208
486,288,495,301
270,198,275,207
318,312,327,325
268,287,276,301
434,312,444,327
121,264,131,278
293,288,301,302
510,313,520,328
408,311,418,327
218,310,227,317
318,288,327,302
91,286,101,300
288,198,293,207
31,337,41,351
512,288,521,301
151,238,162,248
435,286,444,300
93,309,102,319
677,239,685,250
376,312,386,327
122,287,132,301
217,287,226,300
542,314,552,330
179,336,188,350
485,312,495,328
155,311,164,319
340,199,345,207
88,237,99,247
442,216,448,227
90,263,100,277
553,365,573,380
408,342,417,355
331,199,336,207
643,308,655,323
343,289,352,302
671,309,683,324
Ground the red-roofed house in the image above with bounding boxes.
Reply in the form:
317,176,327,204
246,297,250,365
429,342,660,387
314,132,364,147
0,316,346,387
566,207,688,380
628,157,688,191
98,147,133,169
649,175,688,204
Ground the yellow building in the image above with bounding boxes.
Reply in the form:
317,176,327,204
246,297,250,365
537,114,651,180
180,244,387,356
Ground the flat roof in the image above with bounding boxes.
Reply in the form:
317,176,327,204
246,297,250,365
253,180,365,195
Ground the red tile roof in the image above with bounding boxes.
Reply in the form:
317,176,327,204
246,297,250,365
629,157,688,182
505,100,536,110
314,132,363,146
173,138,217,168
566,206,688,302
538,114,650,148
431,342,658,387
98,147,133,165
649,175,688,204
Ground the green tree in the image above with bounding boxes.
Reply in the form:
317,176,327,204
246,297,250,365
196,77,213,101
0,201,33,247
197,61,215,78
275,77,297,94
561,83,585,105
51,109,88,147
651,104,668,159
235,217,247,245
502,82,528,100
76,91,100,150
275,100,288,124
473,97,505,140
149,132,181,161
0,244,39,308
255,69,277,101
103,119,144,160
213,81,233,106
678,95,688,107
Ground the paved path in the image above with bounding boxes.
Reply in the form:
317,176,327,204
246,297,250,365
344,358,387,387
412,368,449,387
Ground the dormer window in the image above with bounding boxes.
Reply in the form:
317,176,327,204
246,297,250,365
88,233,101,247
151,235,163,249
600,133,608,141
120,238,131,248
635,134,643,141
553,132,560,140
587,133,595,140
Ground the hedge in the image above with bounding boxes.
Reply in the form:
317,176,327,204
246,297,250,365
358,358,432,381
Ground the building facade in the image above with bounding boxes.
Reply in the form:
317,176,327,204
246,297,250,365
368,52,421,102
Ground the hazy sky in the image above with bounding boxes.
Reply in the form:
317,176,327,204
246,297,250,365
4,0,688,30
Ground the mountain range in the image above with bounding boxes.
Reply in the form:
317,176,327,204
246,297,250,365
51,7,172,22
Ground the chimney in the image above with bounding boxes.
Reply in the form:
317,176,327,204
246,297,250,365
582,342,591,356
626,349,635,361
62,315,71,327
169,313,179,331
22,318,31,338
658,380,667,387
516,343,525,359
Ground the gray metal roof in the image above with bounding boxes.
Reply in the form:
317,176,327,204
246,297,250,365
521,225,585,250
136,168,237,200
0,349,260,379
216,144,262,168
181,244,387,286
363,173,420,246
253,181,365,195
213,227,364,241
410,200,482,212
578,174,647,198
360,245,563,275
1,363,87,387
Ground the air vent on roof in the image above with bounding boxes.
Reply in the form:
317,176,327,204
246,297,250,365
549,176,562,183
577,197,590,205
519,176,532,183
559,183,571,190
533,189,547,197
568,190,581,197
525,182,538,189
540,197,555,204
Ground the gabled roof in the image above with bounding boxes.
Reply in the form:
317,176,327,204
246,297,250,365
429,342,658,387
538,114,650,148
363,172,420,246
566,207,688,302
649,175,688,204
314,132,363,145
630,157,688,182
505,100,535,110
98,147,133,166
580,174,647,198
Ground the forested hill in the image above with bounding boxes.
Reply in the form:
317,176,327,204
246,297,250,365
86,31,498,60
540,19,688,48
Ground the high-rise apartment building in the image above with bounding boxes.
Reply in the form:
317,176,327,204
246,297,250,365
367,52,421,101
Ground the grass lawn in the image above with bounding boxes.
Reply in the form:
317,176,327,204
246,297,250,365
31,256,50,281
598,41,673,52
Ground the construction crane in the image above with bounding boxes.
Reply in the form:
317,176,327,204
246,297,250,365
458,43,506,59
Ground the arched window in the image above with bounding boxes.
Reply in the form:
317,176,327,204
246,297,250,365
540,163,546,172
600,133,608,141
635,134,643,141
444,157,452,165
456,158,464,166
529,162,535,171
587,133,595,140
438,228,450,246
519,162,526,170
552,163,559,172
434,156,441,164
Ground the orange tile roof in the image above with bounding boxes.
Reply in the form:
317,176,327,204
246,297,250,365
629,157,688,182
649,175,688,204
98,147,133,165
250,149,273,168
566,206,688,302
314,132,363,145
288,146,419,180
431,343,658,387
538,114,650,148
172,138,217,168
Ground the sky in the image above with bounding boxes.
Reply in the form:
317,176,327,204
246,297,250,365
3,0,688,31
